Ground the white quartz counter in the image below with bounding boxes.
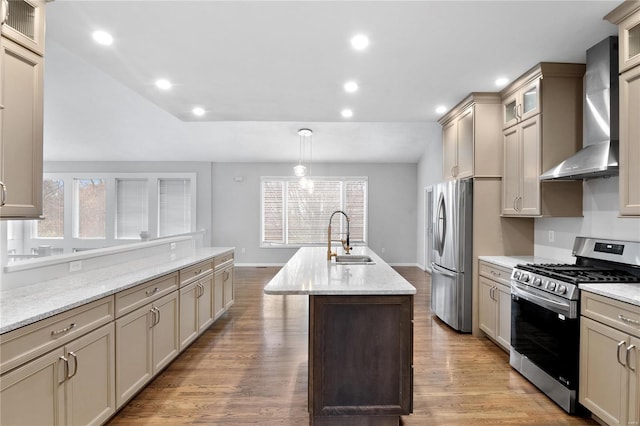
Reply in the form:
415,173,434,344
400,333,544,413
264,247,416,295
0,247,234,334
579,283,640,307
478,255,561,270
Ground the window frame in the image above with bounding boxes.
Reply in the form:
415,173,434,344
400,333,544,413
260,176,368,248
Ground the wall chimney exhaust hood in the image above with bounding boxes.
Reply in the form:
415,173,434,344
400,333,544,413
540,37,619,181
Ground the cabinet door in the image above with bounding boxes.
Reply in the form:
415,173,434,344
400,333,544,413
115,305,152,407
64,323,115,426
0,37,43,219
0,0,46,55
580,317,628,426
442,119,458,180
223,267,234,310
179,281,199,349
0,347,65,425
519,116,541,216
495,284,511,351
502,126,520,215
520,78,541,122
619,10,640,72
214,269,225,319
478,277,497,339
620,65,640,216
198,274,214,332
151,291,179,373
456,107,474,179
502,92,519,129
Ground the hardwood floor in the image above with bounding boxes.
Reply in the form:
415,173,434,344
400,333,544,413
108,266,596,425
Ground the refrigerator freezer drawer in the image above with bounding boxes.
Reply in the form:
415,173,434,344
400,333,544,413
430,263,472,332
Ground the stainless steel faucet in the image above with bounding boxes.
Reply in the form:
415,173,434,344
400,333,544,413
327,210,351,260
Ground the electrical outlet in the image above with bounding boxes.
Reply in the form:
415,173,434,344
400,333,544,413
69,260,82,272
170,242,176,250
548,231,555,243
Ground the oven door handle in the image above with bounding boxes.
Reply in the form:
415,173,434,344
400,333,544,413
511,282,576,318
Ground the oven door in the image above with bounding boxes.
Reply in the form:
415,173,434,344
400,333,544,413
510,282,580,391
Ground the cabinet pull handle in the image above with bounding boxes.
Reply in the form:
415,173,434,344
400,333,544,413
68,351,78,379
1,0,8,26
617,341,628,367
627,345,636,372
223,270,229,281
490,270,501,277
149,307,157,327
0,181,7,206
618,314,640,326
194,269,202,276
51,322,77,336
512,197,517,211
155,307,161,325
197,283,203,298
59,356,69,384
146,287,159,297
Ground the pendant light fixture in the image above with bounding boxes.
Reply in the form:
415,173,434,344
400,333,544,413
294,128,312,177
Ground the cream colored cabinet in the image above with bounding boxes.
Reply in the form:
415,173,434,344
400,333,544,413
223,265,234,310
606,3,640,216
439,93,503,181
580,291,639,426
1,0,46,55
214,267,226,319
500,63,584,217
0,36,43,219
0,323,116,426
213,252,235,318
115,290,179,408
179,272,214,350
478,261,511,351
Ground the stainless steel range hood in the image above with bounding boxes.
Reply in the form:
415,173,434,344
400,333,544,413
540,37,619,181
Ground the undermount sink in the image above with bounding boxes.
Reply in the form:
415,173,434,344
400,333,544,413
334,255,375,265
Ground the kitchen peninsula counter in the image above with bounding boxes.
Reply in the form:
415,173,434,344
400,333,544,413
264,246,415,426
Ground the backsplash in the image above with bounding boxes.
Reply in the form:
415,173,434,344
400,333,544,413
535,177,640,262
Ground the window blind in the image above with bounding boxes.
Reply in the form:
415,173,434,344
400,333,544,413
116,179,148,239
158,179,191,237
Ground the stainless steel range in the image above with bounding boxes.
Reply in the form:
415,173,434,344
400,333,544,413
510,236,640,414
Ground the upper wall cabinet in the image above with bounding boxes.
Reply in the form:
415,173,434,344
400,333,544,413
499,63,585,217
1,0,45,55
439,93,502,181
0,0,45,219
606,1,640,217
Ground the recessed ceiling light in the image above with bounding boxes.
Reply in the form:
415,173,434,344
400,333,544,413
344,81,359,93
350,34,369,51
435,105,447,114
192,107,205,117
155,79,172,90
341,109,354,118
495,77,509,87
92,30,113,46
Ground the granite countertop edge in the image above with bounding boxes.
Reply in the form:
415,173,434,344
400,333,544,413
579,283,640,308
0,247,234,335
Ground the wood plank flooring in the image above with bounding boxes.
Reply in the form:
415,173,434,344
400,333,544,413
107,266,597,425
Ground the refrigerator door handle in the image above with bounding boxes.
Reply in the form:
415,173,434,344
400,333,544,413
435,192,447,257
431,262,457,279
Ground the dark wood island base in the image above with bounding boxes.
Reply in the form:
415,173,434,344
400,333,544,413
308,294,414,425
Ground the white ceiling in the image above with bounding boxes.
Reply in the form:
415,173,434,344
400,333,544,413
43,1,619,163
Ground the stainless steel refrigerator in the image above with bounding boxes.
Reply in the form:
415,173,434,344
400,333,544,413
431,178,472,332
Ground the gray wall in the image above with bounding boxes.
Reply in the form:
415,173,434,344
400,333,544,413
211,162,417,265
416,124,444,270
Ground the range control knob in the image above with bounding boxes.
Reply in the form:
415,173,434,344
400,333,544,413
513,271,521,280
547,281,556,291
521,274,530,283
557,284,567,295
532,277,542,286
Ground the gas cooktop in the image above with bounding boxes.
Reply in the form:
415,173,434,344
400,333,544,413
515,263,640,285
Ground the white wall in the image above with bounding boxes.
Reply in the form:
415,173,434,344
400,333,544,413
211,162,417,265
535,177,640,262
416,124,444,270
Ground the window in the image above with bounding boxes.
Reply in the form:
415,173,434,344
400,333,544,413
36,178,64,238
261,177,367,246
158,179,192,237
116,179,148,239
74,178,106,239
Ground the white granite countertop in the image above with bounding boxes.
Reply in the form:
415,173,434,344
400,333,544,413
579,283,640,307
478,255,561,270
264,246,416,295
0,247,234,334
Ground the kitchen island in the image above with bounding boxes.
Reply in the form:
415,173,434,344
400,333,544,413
264,246,416,426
